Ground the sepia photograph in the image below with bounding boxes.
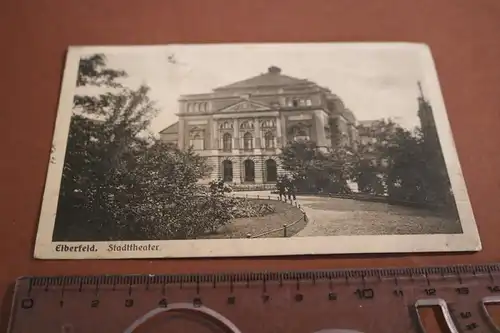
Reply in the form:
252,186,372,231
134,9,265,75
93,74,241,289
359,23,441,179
34,43,481,259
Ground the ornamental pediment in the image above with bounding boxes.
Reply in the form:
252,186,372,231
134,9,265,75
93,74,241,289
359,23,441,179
218,99,272,113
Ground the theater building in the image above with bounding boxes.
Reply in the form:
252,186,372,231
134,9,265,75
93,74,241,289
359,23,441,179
159,66,358,185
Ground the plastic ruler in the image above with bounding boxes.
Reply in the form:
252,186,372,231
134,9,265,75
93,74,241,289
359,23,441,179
7,263,500,332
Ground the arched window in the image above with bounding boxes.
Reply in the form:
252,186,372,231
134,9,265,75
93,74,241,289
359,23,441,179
222,133,232,151
222,160,233,182
265,159,277,182
243,132,253,150
264,131,274,149
219,121,232,130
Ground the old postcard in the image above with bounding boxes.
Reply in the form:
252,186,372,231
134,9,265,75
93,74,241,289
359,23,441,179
34,42,481,259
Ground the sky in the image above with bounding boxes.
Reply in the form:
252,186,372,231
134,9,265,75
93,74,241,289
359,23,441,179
75,43,435,134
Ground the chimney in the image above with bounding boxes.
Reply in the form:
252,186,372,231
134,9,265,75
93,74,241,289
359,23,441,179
268,66,281,74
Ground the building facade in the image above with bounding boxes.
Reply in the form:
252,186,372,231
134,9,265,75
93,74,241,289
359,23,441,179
160,66,358,185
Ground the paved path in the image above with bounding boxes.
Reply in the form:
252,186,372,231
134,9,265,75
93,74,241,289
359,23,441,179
234,191,462,236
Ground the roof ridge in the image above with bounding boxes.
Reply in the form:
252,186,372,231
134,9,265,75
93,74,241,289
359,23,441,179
159,121,179,134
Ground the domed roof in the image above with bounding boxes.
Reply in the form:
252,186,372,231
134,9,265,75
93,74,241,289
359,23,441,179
213,66,312,91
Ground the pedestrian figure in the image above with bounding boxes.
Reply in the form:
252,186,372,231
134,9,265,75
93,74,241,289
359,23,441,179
277,179,286,201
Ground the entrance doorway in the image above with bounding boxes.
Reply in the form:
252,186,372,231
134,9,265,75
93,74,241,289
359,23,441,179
244,160,255,182
265,159,277,182
222,160,233,182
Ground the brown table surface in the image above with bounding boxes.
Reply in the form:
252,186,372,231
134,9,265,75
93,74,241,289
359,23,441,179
1,0,500,330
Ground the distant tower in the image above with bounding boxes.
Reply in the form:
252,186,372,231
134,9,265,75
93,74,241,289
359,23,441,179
416,81,453,206
417,81,438,146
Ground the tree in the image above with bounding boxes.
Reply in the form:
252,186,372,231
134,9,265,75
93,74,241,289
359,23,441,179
355,118,455,213
324,141,357,194
116,143,231,240
353,119,398,195
279,140,354,194
355,120,430,201
279,140,319,192
54,54,128,239
383,127,428,203
54,54,160,240
54,54,234,241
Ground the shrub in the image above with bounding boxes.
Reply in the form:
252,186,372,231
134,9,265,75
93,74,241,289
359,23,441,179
231,199,276,218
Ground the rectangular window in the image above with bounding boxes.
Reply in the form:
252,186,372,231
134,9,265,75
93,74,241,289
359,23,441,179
190,139,204,150
244,140,253,150
223,141,231,151
243,134,253,150
222,133,232,151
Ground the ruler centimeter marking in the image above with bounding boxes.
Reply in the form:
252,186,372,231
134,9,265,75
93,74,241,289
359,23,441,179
8,263,500,333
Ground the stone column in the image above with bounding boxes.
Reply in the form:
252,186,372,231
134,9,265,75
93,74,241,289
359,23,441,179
211,118,219,152
276,115,284,148
206,118,213,150
178,117,185,149
255,157,263,184
233,158,241,184
254,118,261,151
233,118,239,151
313,110,327,148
